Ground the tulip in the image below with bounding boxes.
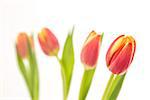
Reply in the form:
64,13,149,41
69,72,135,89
81,31,102,70
102,35,136,100
38,27,75,100
79,31,103,100
16,32,39,100
106,35,136,74
16,32,33,58
38,28,59,56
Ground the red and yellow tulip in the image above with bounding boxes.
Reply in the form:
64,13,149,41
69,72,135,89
102,35,136,100
106,35,136,74
81,31,102,70
38,28,59,56
38,27,75,100
79,31,103,100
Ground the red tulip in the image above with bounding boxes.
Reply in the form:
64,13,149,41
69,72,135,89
106,35,136,74
38,28,59,56
16,33,33,58
81,31,102,70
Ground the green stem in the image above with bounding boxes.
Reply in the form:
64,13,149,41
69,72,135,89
31,95,38,100
55,55,68,100
102,74,114,100
79,69,95,100
102,73,126,100
28,50,39,100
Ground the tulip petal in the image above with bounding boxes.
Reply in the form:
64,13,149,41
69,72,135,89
83,31,97,46
127,36,136,63
16,33,28,58
109,43,133,74
106,35,125,66
38,34,50,55
44,28,59,53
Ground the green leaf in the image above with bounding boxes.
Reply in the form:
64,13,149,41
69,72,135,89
79,69,95,100
27,36,39,100
16,46,32,97
102,73,126,100
60,27,75,100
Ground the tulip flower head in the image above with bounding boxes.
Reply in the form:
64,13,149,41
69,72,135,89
38,28,59,56
81,31,103,70
16,33,33,59
106,35,136,74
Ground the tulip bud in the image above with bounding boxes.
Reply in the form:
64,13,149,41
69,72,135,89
38,28,59,56
106,35,136,74
81,31,102,70
16,33,33,58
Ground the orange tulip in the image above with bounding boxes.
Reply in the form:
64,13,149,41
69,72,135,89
81,31,102,70
106,35,136,74
16,33,33,58
38,28,59,56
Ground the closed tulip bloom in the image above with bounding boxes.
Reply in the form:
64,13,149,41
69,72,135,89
106,35,136,74
16,33,33,58
38,28,59,56
81,31,102,70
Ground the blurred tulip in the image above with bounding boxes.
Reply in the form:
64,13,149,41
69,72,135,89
81,31,102,70
106,35,136,74
38,28,59,56
16,32,39,100
16,33,33,58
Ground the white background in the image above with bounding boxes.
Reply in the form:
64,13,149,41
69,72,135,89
0,0,150,99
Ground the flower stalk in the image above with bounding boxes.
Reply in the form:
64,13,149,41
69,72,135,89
79,68,95,100
102,73,126,100
55,55,68,100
